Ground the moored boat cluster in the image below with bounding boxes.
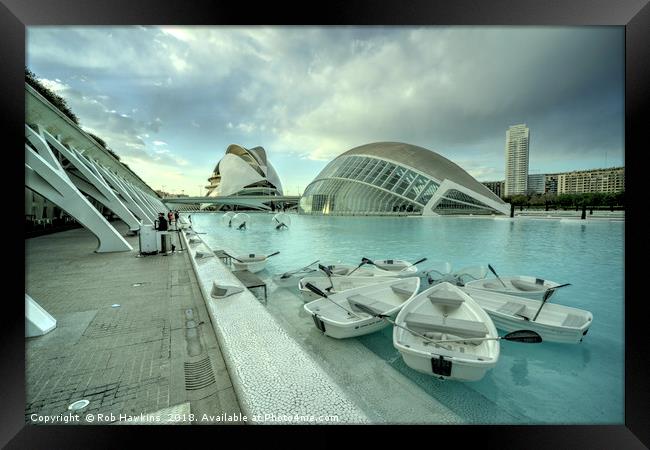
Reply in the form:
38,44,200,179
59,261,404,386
273,257,593,382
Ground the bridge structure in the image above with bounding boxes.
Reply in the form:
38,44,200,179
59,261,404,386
162,195,301,211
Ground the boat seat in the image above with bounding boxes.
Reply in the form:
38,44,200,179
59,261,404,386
337,281,355,290
391,285,414,297
562,314,586,328
483,281,503,289
331,268,349,275
511,279,544,291
497,301,526,316
427,294,464,308
405,313,488,338
347,294,394,316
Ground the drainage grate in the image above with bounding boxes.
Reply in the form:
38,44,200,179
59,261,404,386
183,357,216,391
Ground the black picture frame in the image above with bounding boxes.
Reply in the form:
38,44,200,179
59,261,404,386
4,0,647,447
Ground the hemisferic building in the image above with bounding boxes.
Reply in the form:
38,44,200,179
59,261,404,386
298,142,510,216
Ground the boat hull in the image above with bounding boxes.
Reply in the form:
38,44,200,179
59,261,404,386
305,277,421,339
232,259,266,273
463,287,592,344
311,314,389,339
397,348,496,382
273,271,319,288
393,282,499,382
488,312,589,344
464,276,561,300
298,276,399,302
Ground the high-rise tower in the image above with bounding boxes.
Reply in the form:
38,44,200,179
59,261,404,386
504,124,529,196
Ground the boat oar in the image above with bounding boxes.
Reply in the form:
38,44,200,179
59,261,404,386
266,251,280,259
422,268,448,285
348,257,374,276
400,257,428,272
221,251,244,263
279,260,319,279
530,283,571,321
318,264,335,292
422,329,542,345
351,303,443,344
352,303,543,345
488,264,507,288
304,282,364,319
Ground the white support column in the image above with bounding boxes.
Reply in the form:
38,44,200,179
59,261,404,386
149,194,166,212
95,165,155,225
25,143,133,252
136,186,164,213
25,294,57,337
120,179,159,218
133,187,160,214
33,128,142,232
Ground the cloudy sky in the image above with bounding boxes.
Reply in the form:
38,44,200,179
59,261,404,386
27,26,624,196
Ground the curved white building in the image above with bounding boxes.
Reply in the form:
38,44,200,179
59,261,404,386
299,142,510,216
205,144,283,197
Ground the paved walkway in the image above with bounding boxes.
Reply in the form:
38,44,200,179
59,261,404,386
25,222,242,425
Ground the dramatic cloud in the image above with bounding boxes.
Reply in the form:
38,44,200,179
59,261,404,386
27,26,624,193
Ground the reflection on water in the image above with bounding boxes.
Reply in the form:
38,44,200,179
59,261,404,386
510,358,530,386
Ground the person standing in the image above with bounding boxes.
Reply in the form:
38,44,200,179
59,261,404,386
156,213,168,231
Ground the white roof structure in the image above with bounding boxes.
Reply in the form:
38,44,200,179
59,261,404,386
206,144,283,197
299,142,510,216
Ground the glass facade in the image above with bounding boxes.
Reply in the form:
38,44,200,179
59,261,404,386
432,189,495,215
299,155,438,215
299,153,507,216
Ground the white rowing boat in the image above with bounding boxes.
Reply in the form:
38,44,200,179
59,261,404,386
272,260,320,288
316,263,396,277
298,275,399,301
393,282,499,381
232,251,280,273
304,277,420,339
464,275,562,300
462,287,592,344
372,259,419,276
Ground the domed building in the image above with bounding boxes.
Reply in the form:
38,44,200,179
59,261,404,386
205,144,283,197
299,142,510,216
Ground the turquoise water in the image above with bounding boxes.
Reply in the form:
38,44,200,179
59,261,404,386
192,212,624,424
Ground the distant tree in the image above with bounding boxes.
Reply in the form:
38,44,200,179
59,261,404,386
87,132,120,160
615,191,624,206
25,67,79,125
87,132,107,148
508,195,528,206
557,194,574,209
529,194,546,207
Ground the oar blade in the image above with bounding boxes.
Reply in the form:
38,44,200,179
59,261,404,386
411,257,427,266
503,330,542,344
